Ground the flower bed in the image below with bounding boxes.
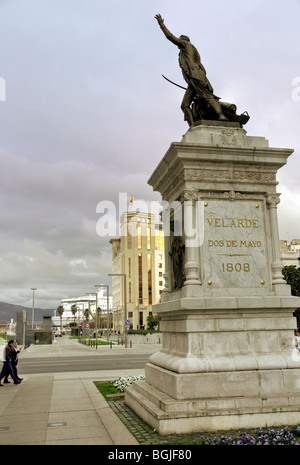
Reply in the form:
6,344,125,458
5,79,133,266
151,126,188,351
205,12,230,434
195,426,300,445
95,378,300,445
112,375,145,393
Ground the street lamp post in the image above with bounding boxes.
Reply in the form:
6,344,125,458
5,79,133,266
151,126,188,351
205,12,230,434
83,297,92,342
87,293,98,348
108,273,127,348
31,288,37,329
87,300,91,343
94,284,110,342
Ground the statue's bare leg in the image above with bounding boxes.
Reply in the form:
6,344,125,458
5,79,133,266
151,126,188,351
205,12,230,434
181,86,195,126
208,98,228,121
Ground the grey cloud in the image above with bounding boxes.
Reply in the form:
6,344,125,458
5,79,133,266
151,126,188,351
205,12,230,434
0,0,299,308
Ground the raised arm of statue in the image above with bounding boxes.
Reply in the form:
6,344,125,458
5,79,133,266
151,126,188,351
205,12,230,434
155,14,181,47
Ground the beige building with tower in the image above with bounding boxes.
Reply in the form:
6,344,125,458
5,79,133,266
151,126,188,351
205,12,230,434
110,211,164,333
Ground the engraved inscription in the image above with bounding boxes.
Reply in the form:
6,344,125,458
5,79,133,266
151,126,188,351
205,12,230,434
202,200,268,288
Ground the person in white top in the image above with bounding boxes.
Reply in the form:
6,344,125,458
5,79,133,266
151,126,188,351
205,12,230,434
294,329,300,351
0,340,21,386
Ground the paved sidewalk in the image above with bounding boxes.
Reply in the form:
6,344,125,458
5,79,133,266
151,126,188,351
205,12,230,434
0,337,159,445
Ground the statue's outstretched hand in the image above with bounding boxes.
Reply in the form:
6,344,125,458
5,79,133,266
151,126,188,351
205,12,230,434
155,14,164,25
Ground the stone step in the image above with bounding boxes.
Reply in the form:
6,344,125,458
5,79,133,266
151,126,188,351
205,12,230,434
129,380,189,414
127,379,300,418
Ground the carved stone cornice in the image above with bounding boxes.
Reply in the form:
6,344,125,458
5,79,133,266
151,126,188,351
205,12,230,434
185,168,275,183
182,190,198,202
162,172,184,200
220,191,245,201
265,193,281,208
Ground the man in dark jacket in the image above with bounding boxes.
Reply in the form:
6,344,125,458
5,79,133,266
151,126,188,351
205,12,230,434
0,340,21,386
3,341,23,384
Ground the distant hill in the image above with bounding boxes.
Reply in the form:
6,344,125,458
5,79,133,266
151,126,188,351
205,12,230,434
0,301,55,323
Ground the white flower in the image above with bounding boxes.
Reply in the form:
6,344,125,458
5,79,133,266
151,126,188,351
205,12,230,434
112,375,145,392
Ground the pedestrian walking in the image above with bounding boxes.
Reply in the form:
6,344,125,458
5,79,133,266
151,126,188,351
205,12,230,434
0,340,21,386
3,341,23,384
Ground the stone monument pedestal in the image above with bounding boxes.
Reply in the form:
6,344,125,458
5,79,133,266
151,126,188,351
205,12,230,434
125,122,300,434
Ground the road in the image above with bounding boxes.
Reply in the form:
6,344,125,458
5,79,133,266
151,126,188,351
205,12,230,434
18,353,152,374
11,335,161,374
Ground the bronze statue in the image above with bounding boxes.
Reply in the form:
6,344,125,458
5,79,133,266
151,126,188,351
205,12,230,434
155,14,249,127
169,236,185,289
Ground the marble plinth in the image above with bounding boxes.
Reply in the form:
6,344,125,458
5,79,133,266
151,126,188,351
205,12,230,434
125,123,300,434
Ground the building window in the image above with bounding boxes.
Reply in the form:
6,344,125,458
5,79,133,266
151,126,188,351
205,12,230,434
127,231,132,249
155,230,164,251
128,257,131,278
137,224,141,249
139,311,143,328
129,281,132,302
138,253,143,303
148,253,152,305
147,226,151,250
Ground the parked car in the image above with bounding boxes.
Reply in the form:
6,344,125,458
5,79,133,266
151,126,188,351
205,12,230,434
55,331,62,337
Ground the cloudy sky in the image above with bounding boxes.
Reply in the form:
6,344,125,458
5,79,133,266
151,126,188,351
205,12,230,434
0,0,299,309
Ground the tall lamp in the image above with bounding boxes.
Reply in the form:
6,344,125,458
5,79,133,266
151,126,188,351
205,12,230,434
31,288,37,329
95,284,110,342
108,273,127,348
87,293,98,348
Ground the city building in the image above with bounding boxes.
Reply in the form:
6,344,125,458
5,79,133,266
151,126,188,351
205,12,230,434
110,211,165,333
53,288,113,329
280,239,300,267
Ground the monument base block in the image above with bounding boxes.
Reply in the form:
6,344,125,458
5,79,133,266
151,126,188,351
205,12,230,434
125,373,300,434
125,123,300,434
125,298,300,434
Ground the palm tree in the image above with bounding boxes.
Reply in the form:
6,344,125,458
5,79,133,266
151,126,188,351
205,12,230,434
56,305,64,331
83,308,90,321
96,306,102,331
71,304,78,326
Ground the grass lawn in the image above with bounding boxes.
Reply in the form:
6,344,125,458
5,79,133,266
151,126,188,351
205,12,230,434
69,336,112,345
94,381,125,402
